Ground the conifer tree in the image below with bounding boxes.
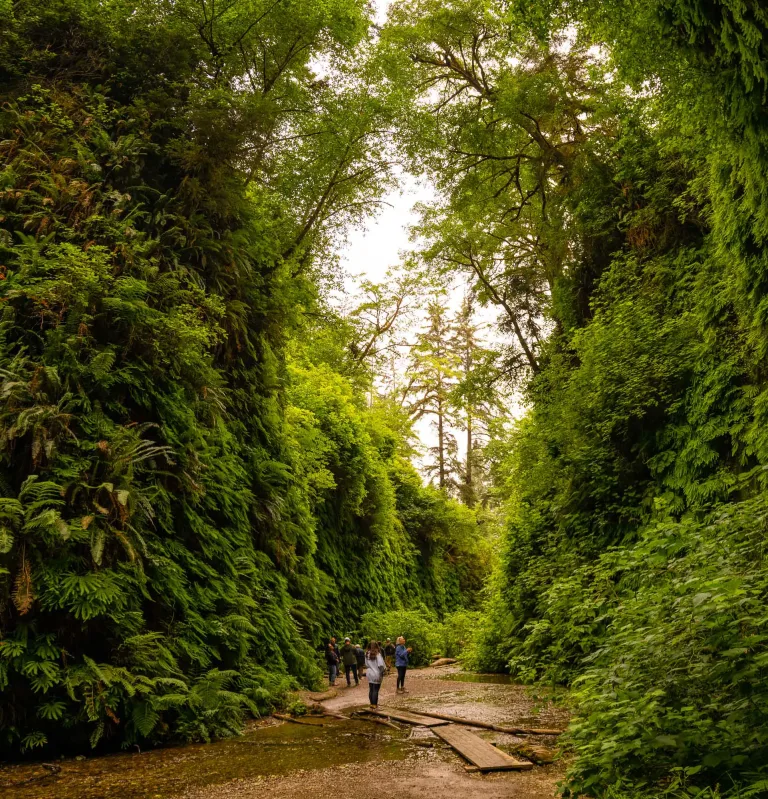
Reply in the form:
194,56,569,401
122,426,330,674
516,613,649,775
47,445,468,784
402,298,460,489
449,296,500,507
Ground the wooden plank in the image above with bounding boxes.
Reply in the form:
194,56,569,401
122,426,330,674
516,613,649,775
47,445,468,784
365,708,450,727
432,725,533,772
414,709,563,736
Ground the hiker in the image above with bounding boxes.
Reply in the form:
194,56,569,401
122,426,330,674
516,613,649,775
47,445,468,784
395,636,412,693
365,640,386,708
325,642,339,686
330,636,340,659
355,642,366,676
383,638,395,672
340,637,359,686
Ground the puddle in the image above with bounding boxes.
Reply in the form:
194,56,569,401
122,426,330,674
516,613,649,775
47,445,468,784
437,673,514,685
0,718,411,799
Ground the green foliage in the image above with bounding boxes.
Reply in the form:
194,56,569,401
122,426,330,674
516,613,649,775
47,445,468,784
563,497,768,798
0,0,489,757
360,608,441,666
439,609,480,660
379,1,768,797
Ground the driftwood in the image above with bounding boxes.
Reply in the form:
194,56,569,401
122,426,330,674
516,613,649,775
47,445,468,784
429,658,458,668
305,701,346,720
303,688,338,702
508,743,556,764
411,709,563,736
320,710,348,720
273,713,326,727
232,740,307,747
351,710,400,730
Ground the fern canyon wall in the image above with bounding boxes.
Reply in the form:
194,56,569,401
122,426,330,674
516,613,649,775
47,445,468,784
0,1,487,756
375,1,768,796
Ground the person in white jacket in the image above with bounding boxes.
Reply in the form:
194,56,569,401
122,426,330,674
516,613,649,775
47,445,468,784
365,640,386,708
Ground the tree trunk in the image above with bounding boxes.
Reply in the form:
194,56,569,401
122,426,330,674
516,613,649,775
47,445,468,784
465,411,474,507
438,394,446,489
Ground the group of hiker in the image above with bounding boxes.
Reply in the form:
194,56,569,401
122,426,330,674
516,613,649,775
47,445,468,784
325,635,412,708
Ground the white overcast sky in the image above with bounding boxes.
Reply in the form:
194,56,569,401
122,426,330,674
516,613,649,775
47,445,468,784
339,0,423,288
339,174,432,287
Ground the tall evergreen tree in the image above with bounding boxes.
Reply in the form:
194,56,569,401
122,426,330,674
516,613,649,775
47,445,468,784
449,296,500,507
402,299,460,490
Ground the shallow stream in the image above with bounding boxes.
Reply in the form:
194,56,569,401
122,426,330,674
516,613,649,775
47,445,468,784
0,718,410,799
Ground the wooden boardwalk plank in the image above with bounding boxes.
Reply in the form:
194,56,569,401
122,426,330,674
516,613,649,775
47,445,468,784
432,725,533,771
366,709,450,727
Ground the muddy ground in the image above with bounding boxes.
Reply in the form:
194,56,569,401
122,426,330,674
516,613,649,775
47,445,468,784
0,666,568,799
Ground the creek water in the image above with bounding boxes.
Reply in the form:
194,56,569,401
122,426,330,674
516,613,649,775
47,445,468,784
0,719,411,799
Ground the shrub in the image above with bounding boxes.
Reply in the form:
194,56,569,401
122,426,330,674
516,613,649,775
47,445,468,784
360,608,442,666
439,609,480,659
562,498,768,798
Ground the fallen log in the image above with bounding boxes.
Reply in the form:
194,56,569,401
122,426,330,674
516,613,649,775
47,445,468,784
365,708,449,727
351,710,400,730
273,713,326,727
509,743,556,764
305,701,346,720
429,658,458,667
303,688,338,702
320,710,348,720
410,710,563,736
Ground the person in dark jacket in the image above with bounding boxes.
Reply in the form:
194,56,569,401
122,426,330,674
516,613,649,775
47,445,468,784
395,636,412,692
325,642,339,686
383,638,396,672
340,637,359,686
355,643,366,676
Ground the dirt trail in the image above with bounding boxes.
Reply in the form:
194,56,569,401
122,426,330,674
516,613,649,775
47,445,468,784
0,667,567,799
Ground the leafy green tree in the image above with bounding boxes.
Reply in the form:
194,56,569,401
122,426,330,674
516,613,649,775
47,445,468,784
378,0,621,374
381,1,768,797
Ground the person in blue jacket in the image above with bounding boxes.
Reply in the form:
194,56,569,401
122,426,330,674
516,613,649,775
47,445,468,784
395,636,412,693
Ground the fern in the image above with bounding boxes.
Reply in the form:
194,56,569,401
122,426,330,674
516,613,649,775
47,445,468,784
131,701,159,738
20,732,47,752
